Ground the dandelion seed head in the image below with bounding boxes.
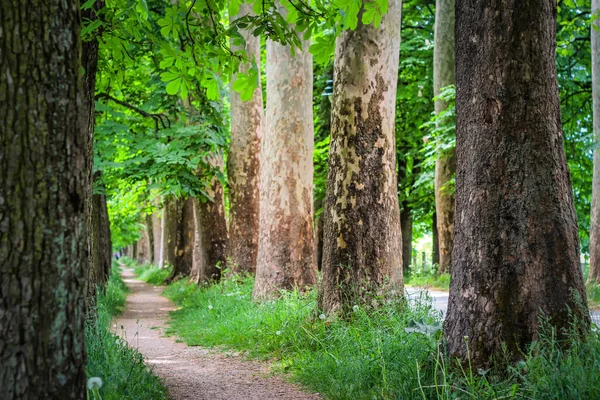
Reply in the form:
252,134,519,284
87,377,103,390
208,305,213,310
276,331,281,336
319,313,326,320
352,305,359,312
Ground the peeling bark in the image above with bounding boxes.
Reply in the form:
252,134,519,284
228,4,263,274
590,0,600,284
0,0,87,397
253,1,318,300
433,0,456,274
444,0,590,368
190,160,228,284
320,0,403,314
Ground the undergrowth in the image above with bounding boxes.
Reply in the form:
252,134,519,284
132,263,600,399
406,270,451,291
85,261,168,400
130,259,172,285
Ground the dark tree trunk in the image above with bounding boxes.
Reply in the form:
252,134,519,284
400,203,412,276
320,0,403,314
145,213,154,264
444,0,590,368
166,197,195,283
88,184,112,304
432,212,440,266
228,3,263,275
315,213,325,271
0,0,87,397
190,165,228,284
161,198,178,267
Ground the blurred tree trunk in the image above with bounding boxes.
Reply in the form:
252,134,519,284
589,0,600,284
432,212,440,265
166,197,195,283
160,198,178,268
144,213,154,264
228,3,263,274
0,0,87,397
320,0,403,314
433,0,456,274
444,0,590,368
190,157,228,284
152,207,163,266
400,204,412,277
253,0,318,300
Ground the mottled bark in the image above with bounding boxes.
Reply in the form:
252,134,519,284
433,0,456,274
589,0,600,284
444,0,590,368
152,209,163,266
320,0,403,314
0,0,87,397
253,1,318,300
166,197,195,283
190,162,228,284
160,198,178,267
228,3,263,274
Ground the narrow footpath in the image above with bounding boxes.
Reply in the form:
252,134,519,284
116,268,321,400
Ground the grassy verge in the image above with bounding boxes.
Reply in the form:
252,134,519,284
405,271,451,291
155,270,600,400
127,258,172,285
588,283,600,309
85,261,168,400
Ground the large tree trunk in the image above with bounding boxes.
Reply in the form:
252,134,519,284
0,0,87,397
433,0,456,275
589,0,600,284
444,0,590,368
160,198,178,267
166,197,195,283
190,162,228,284
253,1,318,300
228,4,263,274
320,0,403,314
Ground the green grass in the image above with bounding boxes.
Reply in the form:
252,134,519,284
159,272,600,400
587,283,600,309
85,262,168,400
406,271,451,291
132,260,172,285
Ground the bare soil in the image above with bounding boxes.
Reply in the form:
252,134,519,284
116,268,321,400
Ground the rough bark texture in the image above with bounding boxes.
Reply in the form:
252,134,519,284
152,209,163,266
0,0,88,397
433,0,456,274
160,198,178,268
228,4,263,274
253,1,318,300
589,0,600,284
444,0,590,368
166,197,195,283
320,0,403,314
190,165,228,284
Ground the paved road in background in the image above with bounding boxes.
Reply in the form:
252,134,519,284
406,287,600,325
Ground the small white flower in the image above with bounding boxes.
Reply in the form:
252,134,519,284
463,335,469,341
115,339,121,345
319,313,326,320
208,305,213,310
276,331,282,336
87,377,103,390
352,305,359,312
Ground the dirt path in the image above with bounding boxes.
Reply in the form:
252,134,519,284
116,268,321,400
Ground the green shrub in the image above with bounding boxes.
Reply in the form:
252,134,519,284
85,262,168,400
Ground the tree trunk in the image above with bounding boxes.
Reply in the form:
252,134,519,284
152,209,163,266
190,161,228,284
166,197,195,283
228,3,263,274
589,0,600,284
160,198,178,267
400,203,412,277
253,1,318,300
320,0,403,314
433,0,456,275
444,0,590,368
145,213,154,264
432,212,440,265
137,218,151,264
0,0,87,397
88,188,112,295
